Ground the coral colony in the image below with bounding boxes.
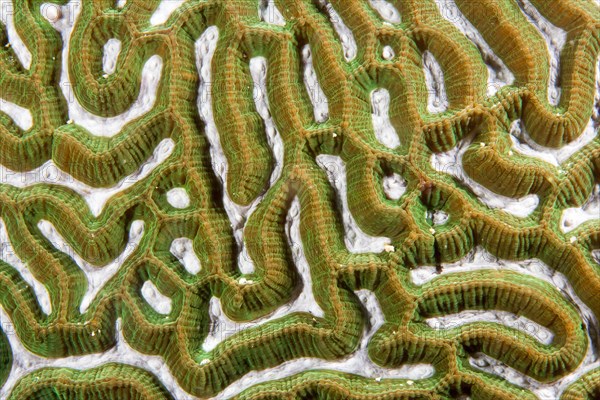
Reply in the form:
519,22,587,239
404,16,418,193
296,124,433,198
0,0,599,399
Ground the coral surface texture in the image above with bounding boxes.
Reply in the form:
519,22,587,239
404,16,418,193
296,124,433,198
0,0,599,399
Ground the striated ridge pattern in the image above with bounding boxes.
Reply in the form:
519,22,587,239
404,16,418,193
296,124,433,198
0,0,598,398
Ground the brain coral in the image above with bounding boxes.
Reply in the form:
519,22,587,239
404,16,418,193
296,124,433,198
0,0,599,399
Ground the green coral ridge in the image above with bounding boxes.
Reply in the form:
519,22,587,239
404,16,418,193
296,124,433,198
0,0,598,398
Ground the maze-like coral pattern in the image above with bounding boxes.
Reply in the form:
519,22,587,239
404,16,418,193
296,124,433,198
0,0,599,398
